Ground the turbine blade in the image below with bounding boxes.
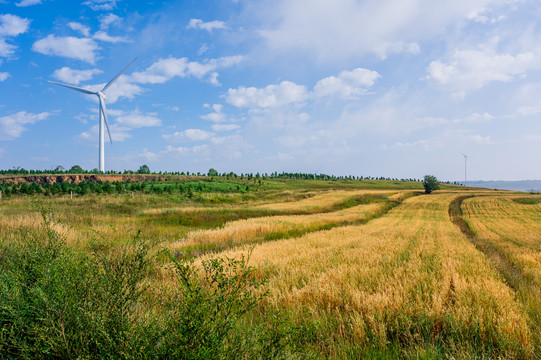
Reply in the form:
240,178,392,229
48,80,97,95
101,57,138,93
99,97,113,145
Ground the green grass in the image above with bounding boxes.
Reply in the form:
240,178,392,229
0,209,296,359
512,197,541,205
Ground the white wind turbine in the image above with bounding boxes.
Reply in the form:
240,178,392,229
49,58,137,172
461,153,468,185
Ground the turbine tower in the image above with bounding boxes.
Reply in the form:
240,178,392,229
49,58,137,172
461,153,468,185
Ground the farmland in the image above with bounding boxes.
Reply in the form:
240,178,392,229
0,176,539,359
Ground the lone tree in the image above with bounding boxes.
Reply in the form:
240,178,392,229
423,175,440,194
207,168,218,177
69,165,84,173
137,164,150,174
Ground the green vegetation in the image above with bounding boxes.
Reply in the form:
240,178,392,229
423,175,440,194
512,197,541,205
0,209,290,359
3,175,534,359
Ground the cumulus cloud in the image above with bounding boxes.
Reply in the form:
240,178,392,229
130,55,243,85
93,31,129,43
227,81,309,108
0,14,30,57
227,67,379,109
314,68,381,98
83,0,117,11
79,123,132,143
211,124,241,132
52,67,102,84
99,13,121,29
425,48,539,95
187,19,227,32
32,35,99,64
78,108,161,144
0,14,30,36
15,0,42,6
201,104,226,122
0,111,50,140
163,129,215,142
68,22,91,37
114,109,161,128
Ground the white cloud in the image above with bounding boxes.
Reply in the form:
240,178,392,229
93,31,129,43
88,76,144,103
15,0,42,6
83,0,117,11
0,147,5,158
114,109,161,128
209,135,250,159
163,129,215,142
425,48,538,95
227,67,379,109
140,148,159,162
68,22,91,37
452,112,494,123
314,68,381,99
78,108,160,144
0,14,30,36
212,124,241,132
0,39,15,57
163,144,210,156
79,123,132,143
99,13,121,30
201,104,226,122
257,0,508,62
0,14,30,57
0,111,50,140
52,67,102,84
0,72,8,81
227,81,309,108
130,55,243,85
32,35,99,64
187,19,227,32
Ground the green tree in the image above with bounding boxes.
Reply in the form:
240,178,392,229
423,175,440,194
69,165,84,173
137,164,150,174
207,168,218,177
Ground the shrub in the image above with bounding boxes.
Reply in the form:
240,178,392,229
0,207,290,359
423,175,440,194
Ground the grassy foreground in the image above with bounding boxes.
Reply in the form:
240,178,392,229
0,177,539,358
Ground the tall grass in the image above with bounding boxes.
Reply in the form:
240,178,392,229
0,207,294,359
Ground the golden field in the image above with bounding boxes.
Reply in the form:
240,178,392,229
0,177,539,358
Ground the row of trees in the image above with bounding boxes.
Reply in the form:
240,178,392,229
0,180,252,197
2,166,426,182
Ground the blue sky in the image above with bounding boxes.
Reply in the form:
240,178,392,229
1,0,541,180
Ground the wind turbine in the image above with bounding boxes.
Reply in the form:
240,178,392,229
48,58,137,173
461,153,468,185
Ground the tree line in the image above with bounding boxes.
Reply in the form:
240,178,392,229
0,179,252,198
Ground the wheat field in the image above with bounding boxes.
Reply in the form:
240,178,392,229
1,179,540,358
209,192,534,358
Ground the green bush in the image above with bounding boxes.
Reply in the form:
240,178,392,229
423,175,440,194
0,207,291,359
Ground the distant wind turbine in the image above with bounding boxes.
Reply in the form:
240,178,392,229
461,153,468,185
48,58,137,172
